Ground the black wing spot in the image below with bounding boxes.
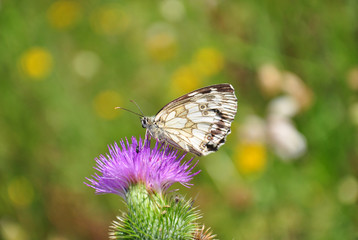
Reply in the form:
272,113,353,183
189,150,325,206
205,142,218,152
211,129,222,135
218,137,226,145
198,88,212,94
216,121,226,129
212,109,232,120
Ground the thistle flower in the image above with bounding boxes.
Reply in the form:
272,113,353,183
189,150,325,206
85,136,207,239
86,136,199,198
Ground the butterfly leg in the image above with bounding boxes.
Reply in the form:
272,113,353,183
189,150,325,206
154,137,168,152
141,130,152,151
162,141,169,152
145,129,149,140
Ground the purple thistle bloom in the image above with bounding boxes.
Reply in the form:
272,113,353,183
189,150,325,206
85,136,200,198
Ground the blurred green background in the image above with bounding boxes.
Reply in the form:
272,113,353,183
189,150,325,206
1,0,358,239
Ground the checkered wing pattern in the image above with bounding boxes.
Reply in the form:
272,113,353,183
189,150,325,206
149,84,237,156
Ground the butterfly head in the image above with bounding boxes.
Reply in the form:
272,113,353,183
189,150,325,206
140,116,154,128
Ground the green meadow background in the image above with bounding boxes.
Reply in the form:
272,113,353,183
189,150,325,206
1,0,358,239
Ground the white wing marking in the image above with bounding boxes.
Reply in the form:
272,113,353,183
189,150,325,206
170,134,179,143
196,98,210,103
187,111,204,118
166,129,180,135
165,117,187,128
197,123,210,132
165,128,188,139
188,116,216,123
166,111,176,121
192,129,206,140
189,136,202,148
184,103,198,109
178,141,188,150
187,106,199,114
188,92,202,97
179,134,191,143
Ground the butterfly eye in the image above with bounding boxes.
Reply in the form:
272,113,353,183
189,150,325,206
141,118,147,128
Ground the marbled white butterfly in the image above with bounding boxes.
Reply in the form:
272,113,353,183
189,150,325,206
117,83,237,156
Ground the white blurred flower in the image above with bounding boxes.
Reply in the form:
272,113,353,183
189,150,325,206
268,95,299,118
337,176,358,204
72,50,101,79
239,115,266,143
267,115,307,161
160,0,185,22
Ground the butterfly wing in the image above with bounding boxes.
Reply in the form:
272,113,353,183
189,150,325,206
154,84,237,156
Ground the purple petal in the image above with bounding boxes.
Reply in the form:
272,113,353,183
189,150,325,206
85,136,200,198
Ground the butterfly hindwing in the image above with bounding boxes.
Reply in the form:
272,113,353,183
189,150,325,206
152,84,237,156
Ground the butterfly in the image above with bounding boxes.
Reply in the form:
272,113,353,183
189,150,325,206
117,83,237,156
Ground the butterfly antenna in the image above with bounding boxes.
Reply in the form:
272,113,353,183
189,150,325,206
114,107,143,117
130,100,145,116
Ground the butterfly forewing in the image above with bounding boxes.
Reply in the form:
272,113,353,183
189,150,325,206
151,83,237,156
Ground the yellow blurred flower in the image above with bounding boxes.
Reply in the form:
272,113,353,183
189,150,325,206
191,47,224,77
19,47,53,80
171,65,201,95
146,32,177,61
91,5,129,36
47,0,81,30
235,142,267,175
7,177,34,208
93,90,121,120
